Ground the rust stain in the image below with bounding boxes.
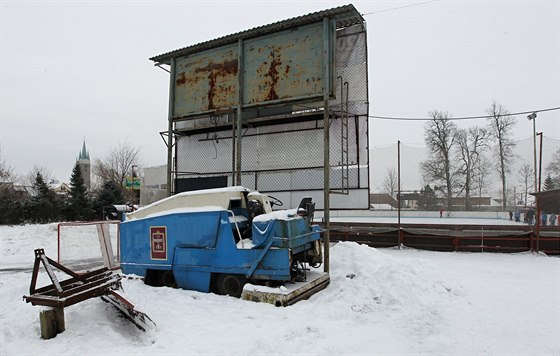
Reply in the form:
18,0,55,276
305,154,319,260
176,71,204,87
265,49,281,101
193,59,238,110
176,72,187,86
194,59,238,75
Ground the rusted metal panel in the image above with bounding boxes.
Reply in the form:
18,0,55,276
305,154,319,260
173,45,238,117
171,22,331,118
243,22,325,105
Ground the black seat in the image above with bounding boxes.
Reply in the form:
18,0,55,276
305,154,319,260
297,197,315,225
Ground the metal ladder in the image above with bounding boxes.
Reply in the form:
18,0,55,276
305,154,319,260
332,76,350,195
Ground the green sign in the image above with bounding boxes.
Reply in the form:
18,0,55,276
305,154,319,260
125,177,141,190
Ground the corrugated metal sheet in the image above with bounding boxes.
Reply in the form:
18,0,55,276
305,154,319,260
150,4,363,64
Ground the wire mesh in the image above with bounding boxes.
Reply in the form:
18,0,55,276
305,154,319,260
172,22,369,204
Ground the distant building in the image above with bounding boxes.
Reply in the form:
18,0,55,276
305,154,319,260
371,191,493,211
48,180,71,195
530,189,560,214
370,194,398,209
77,140,91,189
140,165,167,206
0,182,29,200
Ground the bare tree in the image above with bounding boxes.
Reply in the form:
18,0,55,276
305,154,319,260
93,141,141,188
503,185,518,209
546,147,560,187
382,167,398,210
473,156,491,205
517,162,534,207
0,148,16,183
382,167,398,197
456,126,487,210
487,102,516,210
0,150,24,223
420,110,457,210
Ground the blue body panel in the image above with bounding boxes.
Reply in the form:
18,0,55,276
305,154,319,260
120,209,320,293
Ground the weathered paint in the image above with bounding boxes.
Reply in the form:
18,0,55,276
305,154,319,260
243,22,325,106
173,45,238,117
171,22,329,118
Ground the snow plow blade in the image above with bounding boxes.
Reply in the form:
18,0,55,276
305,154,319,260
241,272,329,307
23,248,155,337
101,290,156,332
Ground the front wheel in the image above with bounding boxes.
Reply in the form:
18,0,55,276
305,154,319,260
216,274,246,298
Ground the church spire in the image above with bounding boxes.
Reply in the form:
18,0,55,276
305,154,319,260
79,139,90,161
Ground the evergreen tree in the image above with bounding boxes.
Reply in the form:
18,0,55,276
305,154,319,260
66,162,93,221
417,185,438,210
543,175,556,191
546,148,560,187
27,172,60,223
0,185,25,224
92,180,126,219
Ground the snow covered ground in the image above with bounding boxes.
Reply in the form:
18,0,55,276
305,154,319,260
1,223,559,355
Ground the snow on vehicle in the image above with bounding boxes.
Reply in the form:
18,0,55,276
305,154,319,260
119,186,329,305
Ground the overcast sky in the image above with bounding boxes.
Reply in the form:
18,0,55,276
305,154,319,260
1,0,559,183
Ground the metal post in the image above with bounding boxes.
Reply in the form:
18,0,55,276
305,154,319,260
397,140,401,249
231,115,236,184
533,118,537,192
527,112,537,194
322,18,331,273
235,39,244,186
536,132,543,252
166,58,176,196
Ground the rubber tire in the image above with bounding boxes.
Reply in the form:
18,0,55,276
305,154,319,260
162,270,177,288
144,269,159,286
217,274,246,298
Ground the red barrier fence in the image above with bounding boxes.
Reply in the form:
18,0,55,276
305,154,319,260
325,222,560,255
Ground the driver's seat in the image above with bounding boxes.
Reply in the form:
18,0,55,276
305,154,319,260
297,197,315,226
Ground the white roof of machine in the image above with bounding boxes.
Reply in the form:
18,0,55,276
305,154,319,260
126,206,225,221
127,186,251,220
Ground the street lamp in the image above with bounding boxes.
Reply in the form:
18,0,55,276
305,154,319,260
527,112,537,195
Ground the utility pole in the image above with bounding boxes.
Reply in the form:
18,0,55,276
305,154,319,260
397,140,402,249
527,112,538,195
536,132,543,252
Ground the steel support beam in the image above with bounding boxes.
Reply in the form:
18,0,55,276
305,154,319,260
167,58,176,196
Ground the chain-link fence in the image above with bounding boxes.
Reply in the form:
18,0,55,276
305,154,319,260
173,22,369,208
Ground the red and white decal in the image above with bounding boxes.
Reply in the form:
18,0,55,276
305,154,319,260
150,226,167,260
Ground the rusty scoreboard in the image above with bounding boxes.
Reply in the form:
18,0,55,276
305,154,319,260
150,4,369,210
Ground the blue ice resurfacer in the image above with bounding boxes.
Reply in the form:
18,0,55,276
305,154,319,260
119,187,329,305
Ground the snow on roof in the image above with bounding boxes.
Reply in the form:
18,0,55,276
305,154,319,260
252,209,299,223
138,186,249,211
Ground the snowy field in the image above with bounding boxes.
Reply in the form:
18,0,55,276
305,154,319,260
1,223,559,355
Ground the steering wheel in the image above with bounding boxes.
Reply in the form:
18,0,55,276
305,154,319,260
268,195,284,207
